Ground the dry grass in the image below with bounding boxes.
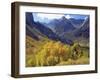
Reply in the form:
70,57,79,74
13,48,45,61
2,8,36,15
26,36,89,67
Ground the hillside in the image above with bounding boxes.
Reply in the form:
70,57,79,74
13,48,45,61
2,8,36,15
25,12,90,67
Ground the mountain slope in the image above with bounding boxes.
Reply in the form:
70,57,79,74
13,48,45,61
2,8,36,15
50,16,76,35
26,12,73,45
74,17,89,38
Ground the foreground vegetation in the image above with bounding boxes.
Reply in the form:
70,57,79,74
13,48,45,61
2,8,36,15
26,36,89,67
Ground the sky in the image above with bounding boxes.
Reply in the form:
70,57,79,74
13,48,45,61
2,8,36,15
32,12,89,23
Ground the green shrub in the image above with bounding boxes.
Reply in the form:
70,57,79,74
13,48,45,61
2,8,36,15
70,43,83,60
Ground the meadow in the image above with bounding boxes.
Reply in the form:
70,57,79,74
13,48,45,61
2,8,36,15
26,36,89,67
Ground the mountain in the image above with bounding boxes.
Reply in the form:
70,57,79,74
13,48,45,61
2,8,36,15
59,17,89,39
70,18,84,28
73,17,89,38
26,12,73,45
26,24,39,40
48,16,76,35
61,17,89,47
44,16,86,36
26,12,35,27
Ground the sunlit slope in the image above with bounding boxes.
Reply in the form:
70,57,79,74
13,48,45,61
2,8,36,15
26,35,89,67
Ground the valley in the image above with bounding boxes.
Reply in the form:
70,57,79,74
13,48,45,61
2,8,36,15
25,12,90,67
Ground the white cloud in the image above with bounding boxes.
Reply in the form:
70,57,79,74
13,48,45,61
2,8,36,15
37,13,64,20
65,15,71,19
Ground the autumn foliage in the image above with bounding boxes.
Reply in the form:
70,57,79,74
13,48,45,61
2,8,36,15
26,36,86,67
35,41,71,66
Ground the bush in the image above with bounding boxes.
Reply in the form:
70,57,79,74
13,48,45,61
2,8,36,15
26,40,84,67
35,41,71,66
70,43,83,60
